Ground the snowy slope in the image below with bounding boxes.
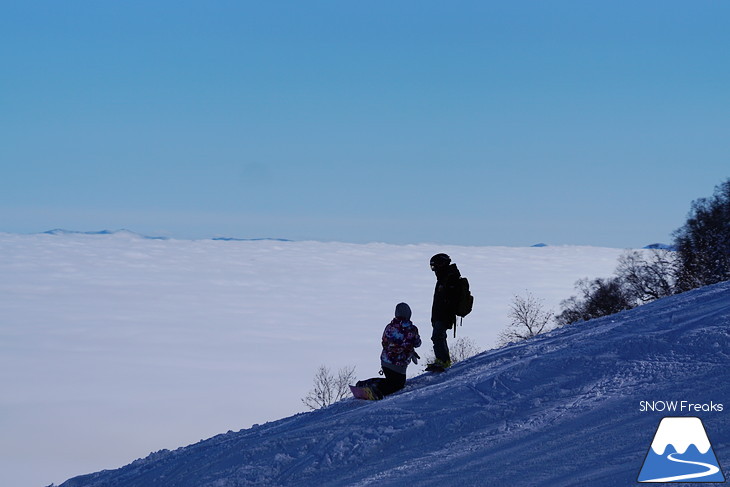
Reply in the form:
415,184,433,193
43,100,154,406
58,281,730,487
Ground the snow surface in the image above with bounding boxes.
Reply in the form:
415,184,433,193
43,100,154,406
0,232,694,486
56,280,730,486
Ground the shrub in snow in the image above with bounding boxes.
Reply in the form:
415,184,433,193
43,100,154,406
421,336,481,368
498,291,552,346
302,365,356,410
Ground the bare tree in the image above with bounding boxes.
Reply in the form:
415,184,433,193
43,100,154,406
450,336,482,363
673,178,730,291
499,292,552,346
302,365,356,410
616,249,676,303
554,277,634,327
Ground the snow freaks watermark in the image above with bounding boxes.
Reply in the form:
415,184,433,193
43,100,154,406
640,401,724,413
637,417,725,483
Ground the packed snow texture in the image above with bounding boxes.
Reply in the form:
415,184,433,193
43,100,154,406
0,232,706,486
57,280,730,486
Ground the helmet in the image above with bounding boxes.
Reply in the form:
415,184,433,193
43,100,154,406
430,253,451,270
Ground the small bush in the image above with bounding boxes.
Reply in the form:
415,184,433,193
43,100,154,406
498,292,552,346
422,336,481,368
302,365,356,410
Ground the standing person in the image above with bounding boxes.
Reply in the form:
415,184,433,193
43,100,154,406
427,253,461,372
355,302,421,399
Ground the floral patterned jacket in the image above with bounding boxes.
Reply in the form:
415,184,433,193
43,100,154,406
380,317,422,371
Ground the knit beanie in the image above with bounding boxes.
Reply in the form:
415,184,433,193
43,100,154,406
395,302,412,320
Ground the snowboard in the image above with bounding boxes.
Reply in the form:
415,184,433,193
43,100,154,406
349,384,379,400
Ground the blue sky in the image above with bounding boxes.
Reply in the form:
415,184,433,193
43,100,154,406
2,1,728,247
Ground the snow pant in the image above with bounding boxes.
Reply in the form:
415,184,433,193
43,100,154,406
357,368,406,398
431,321,451,363
379,367,407,396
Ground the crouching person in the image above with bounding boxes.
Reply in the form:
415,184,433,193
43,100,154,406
356,302,421,399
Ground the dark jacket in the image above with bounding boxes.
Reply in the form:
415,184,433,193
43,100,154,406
431,263,461,327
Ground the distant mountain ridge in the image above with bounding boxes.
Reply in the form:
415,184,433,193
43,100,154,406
42,229,169,240
38,230,667,248
40,229,291,242
643,243,677,251
211,237,293,242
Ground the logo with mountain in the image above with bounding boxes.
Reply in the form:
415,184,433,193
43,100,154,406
638,417,725,483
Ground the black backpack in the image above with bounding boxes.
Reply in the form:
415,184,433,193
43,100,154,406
455,277,474,318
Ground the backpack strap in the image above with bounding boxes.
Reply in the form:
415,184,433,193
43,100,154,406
454,316,462,338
